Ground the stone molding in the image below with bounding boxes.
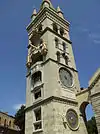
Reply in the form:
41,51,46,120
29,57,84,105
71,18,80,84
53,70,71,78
25,96,78,112
27,7,69,33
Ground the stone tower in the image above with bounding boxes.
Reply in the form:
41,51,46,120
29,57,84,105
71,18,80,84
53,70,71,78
25,1,88,134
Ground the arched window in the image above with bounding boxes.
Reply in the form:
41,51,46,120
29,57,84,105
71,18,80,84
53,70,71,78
55,38,59,48
56,51,60,63
60,27,64,36
32,71,42,85
62,42,66,52
38,24,42,32
53,23,58,33
65,55,69,65
9,121,11,127
0,117,1,125
4,119,6,127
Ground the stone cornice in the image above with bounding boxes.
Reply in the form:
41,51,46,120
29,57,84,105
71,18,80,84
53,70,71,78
27,7,69,32
25,96,78,112
42,58,78,73
26,58,78,78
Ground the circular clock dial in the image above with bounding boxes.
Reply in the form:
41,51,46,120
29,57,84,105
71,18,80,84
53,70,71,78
59,68,73,87
66,109,79,130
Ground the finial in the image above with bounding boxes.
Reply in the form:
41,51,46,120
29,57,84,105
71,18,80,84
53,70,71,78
41,0,53,8
31,8,37,20
33,8,37,15
43,0,50,2
57,6,64,18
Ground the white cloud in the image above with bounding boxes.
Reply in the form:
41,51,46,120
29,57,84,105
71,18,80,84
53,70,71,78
81,28,89,32
93,40,100,44
88,33,100,44
89,33,100,39
13,104,25,110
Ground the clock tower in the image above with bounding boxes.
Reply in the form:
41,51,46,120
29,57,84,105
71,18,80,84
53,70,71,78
25,0,88,134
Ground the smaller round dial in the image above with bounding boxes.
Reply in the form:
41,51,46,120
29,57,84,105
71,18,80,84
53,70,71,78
59,68,73,87
66,109,79,130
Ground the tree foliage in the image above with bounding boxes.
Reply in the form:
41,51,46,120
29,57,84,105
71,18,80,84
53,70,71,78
87,117,98,134
14,105,25,134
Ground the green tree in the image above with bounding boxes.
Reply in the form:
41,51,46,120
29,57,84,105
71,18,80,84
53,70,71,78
87,117,98,134
14,105,25,134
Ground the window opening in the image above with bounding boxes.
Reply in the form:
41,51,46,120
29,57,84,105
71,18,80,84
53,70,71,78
53,23,58,33
34,122,42,130
9,121,11,127
34,108,42,130
38,25,42,32
34,90,41,100
4,119,6,127
55,38,59,48
63,42,66,52
32,71,42,86
60,28,64,36
34,108,41,121
32,55,43,65
0,117,1,125
56,51,60,63
65,55,69,65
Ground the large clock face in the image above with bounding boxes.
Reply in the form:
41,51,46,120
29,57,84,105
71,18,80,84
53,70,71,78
59,68,73,87
66,109,79,130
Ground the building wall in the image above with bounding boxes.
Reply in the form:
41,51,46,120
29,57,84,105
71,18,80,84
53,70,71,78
0,112,19,131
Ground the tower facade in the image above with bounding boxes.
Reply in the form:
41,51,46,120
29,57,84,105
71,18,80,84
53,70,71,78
25,1,88,134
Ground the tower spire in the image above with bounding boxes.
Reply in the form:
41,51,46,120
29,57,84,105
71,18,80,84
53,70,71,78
31,8,37,21
57,6,64,18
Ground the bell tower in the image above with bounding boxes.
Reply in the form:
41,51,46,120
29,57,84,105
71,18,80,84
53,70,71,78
25,0,88,134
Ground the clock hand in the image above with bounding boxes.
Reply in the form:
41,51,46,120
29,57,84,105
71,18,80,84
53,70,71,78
64,76,67,80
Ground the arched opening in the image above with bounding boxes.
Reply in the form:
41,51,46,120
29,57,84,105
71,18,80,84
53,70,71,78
56,51,60,63
9,121,11,127
53,23,58,33
60,27,64,36
38,24,42,32
4,119,7,127
55,38,59,48
80,102,98,134
0,117,1,125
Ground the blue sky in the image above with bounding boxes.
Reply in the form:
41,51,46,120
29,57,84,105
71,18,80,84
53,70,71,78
0,0,100,120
